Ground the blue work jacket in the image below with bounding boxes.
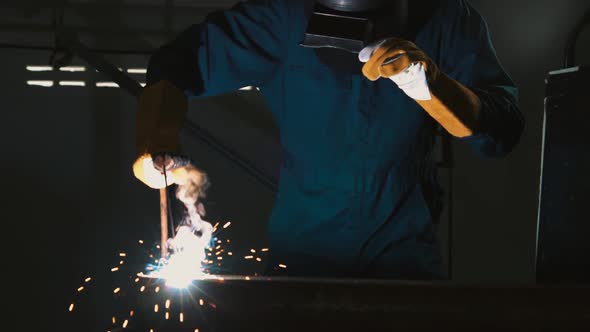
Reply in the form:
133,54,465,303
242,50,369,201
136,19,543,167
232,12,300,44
147,0,524,279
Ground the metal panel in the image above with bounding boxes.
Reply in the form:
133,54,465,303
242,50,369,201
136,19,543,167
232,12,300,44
536,66,590,283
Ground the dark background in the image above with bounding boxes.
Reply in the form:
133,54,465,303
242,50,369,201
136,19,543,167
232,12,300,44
1,0,588,328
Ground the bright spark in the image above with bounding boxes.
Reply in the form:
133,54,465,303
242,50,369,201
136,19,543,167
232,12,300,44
154,304,159,313
138,240,144,244
111,267,119,272
77,286,84,292
245,256,253,259
223,222,231,228
179,312,184,323
155,286,160,293
140,286,146,292
228,252,233,256
134,277,140,283
84,277,92,282
68,303,74,312
250,249,256,253
245,276,251,280
112,317,116,324
165,312,170,320
130,310,134,317
165,299,171,309
256,257,262,262
119,252,127,257
119,260,124,265
199,299,204,306
279,264,287,269
261,248,269,252
122,319,128,328
113,287,121,294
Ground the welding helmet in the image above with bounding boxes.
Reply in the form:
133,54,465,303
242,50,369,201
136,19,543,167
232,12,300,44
301,0,409,53
317,0,394,12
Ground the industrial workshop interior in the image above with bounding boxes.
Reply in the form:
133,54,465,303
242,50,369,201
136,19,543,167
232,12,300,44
2,0,589,331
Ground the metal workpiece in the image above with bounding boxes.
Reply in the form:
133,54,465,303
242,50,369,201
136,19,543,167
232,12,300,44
126,276,590,331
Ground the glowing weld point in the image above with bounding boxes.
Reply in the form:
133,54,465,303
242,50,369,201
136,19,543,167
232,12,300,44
215,245,221,250
228,252,233,256
223,222,231,228
155,286,160,293
279,264,287,269
250,249,256,253
77,286,84,292
85,277,92,282
111,267,119,272
156,245,161,249
215,251,221,256
113,287,121,294
180,312,184,323
68,303,75,312
119,260,124,265
138,240,144,244
122,319,128,328
165,299,171,309
199,299,204,306
119,252,127,257
134,277,140,283
217,256,223,260
140,286,146,292
154,304,159,313
245,256,253,259
112,317,116,324
256,257,262,262
165,312,170,320
261,248,269,252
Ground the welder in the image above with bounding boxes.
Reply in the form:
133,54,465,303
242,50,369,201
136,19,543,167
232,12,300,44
133,0,524,280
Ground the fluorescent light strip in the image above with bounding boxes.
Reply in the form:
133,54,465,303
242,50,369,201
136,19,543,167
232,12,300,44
27,80,53,87
96,82,119,88
127,68,147,74
59,66,86,72
59,81,86,87
26,66,53,72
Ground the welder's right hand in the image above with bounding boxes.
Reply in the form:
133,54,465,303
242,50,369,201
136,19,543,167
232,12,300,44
133,80,188,189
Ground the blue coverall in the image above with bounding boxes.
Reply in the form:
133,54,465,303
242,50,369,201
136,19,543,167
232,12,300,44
147,0,524,279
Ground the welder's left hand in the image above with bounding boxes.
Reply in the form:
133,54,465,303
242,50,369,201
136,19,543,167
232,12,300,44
358,38,482,138
359,38,440,101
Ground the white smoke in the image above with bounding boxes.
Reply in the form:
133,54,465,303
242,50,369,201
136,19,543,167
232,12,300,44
156,165,214,288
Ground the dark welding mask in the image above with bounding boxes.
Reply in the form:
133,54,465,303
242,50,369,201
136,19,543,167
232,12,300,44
301,0,409,53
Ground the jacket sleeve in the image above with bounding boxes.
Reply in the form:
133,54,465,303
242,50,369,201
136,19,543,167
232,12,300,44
441,0,525,157
146,0,290,97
